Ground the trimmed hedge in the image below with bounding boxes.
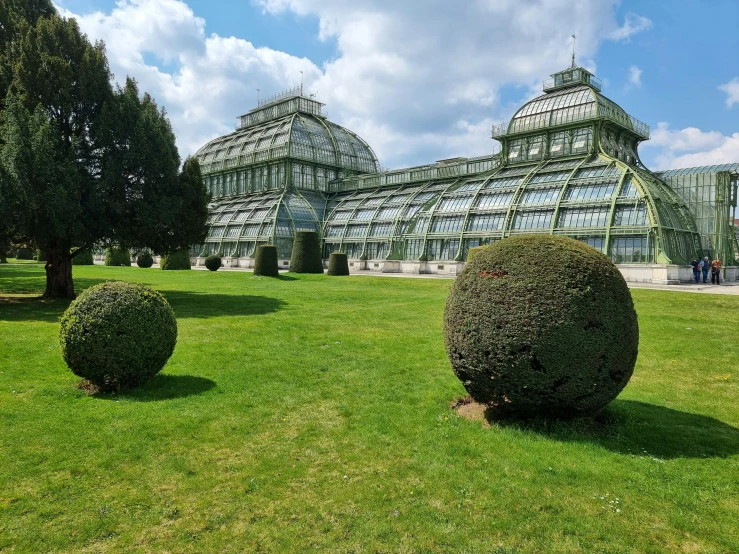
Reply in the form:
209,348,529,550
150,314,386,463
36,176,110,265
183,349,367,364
444,234,638,418
72,250,94,265
327,252,349,276
105,247,131,266
34,249,47,262
136,253,154,268
205,255,222,272
59,281,177,390
160,249,191,270
16,247,33,260
289,231,324,274
254,245,279,277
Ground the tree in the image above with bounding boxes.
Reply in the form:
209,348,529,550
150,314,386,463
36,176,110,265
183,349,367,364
0,11,209,297
0,0,55,257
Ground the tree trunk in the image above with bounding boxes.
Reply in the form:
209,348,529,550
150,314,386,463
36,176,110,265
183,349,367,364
44,248,75,298
0,241,8,263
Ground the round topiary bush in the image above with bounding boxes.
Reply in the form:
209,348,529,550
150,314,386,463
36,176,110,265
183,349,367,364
205,255,222,271
327,252,349,276
136,253,154,268
289,231,324,273
254,245,279,277
59,281,177,390
16,247,33,260
160,248,191,270
444,234,638,418
466,245,488,261
72,249,94,265
105,247,131,266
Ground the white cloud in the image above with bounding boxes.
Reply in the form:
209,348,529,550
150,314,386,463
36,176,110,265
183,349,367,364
719,78,739,108
628,65,642,87
608,12,653,42
59,0,654,168
642,122,739,170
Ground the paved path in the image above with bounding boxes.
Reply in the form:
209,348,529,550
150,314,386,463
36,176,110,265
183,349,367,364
187,264,739,295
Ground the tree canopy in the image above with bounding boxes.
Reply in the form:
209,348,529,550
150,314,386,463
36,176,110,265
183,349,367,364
0,3,209,297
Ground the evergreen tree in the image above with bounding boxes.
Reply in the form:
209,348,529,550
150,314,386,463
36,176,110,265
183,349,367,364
0,10,209,297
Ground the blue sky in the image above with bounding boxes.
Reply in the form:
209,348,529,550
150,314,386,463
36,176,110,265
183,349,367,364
56,0,739,171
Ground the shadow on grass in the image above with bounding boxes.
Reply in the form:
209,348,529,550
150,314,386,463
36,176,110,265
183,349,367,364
487,399,739,459
91,374,216,401
159,290,285,319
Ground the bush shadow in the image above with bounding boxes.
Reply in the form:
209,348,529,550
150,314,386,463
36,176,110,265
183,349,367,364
159,290,285,319
91,374,216,402
486,399,739,459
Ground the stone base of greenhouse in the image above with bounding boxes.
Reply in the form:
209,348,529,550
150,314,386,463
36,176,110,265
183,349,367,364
189,255,737,284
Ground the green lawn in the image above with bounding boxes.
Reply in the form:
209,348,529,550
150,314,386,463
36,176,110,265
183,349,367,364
1,264,738,553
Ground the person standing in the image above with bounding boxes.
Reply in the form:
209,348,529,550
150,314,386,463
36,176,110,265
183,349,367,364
690,257,701,283
702,256,710,283
711,258,722,285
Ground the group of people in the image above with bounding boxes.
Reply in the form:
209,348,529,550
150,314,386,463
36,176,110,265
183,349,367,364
691,256,722,284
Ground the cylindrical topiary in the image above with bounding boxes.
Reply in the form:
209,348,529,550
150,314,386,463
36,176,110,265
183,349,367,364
205,255,222,272
160,248,191,270
105,247,131,266
289,231,324,273
253,245,279,277
72,249,94,265
327,252,350,276
59,281,177,390
16,247,33,260
444,234,638,418
136,253,154,268
34,249,47,262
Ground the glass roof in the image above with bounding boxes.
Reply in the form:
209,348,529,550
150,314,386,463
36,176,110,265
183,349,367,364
195,112,380,175
660,164,739,176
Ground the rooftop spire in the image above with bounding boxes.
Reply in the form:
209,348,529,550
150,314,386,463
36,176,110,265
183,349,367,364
571,34,576,69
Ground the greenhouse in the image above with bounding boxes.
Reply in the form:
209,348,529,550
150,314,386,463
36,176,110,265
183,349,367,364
195,67,739,283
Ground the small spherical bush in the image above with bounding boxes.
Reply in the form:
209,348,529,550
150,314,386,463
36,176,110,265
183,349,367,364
254,245,279,277
72,250,94,265
136,253,154,268
161,249,191,270
289,231,324,273
59,281,177,389
444,234,638,418
327,252,349,276
205,255,222,271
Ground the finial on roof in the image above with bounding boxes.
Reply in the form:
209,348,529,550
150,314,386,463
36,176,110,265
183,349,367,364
300,71,304,96
571,34,576,69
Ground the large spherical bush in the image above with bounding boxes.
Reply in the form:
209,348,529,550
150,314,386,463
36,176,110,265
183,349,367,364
59,282,177,389
444,234,638,418
254,245,279,277
161,249,191,270
327,252,349,276
205,255,222,271
289,231,324,273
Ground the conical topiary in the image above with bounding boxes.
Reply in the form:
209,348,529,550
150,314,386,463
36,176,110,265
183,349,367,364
254,245,279,277
327,252,349,276
289,231,324,274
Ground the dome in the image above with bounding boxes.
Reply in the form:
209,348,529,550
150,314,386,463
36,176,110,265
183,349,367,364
509,85,642,137
195,110,380,176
